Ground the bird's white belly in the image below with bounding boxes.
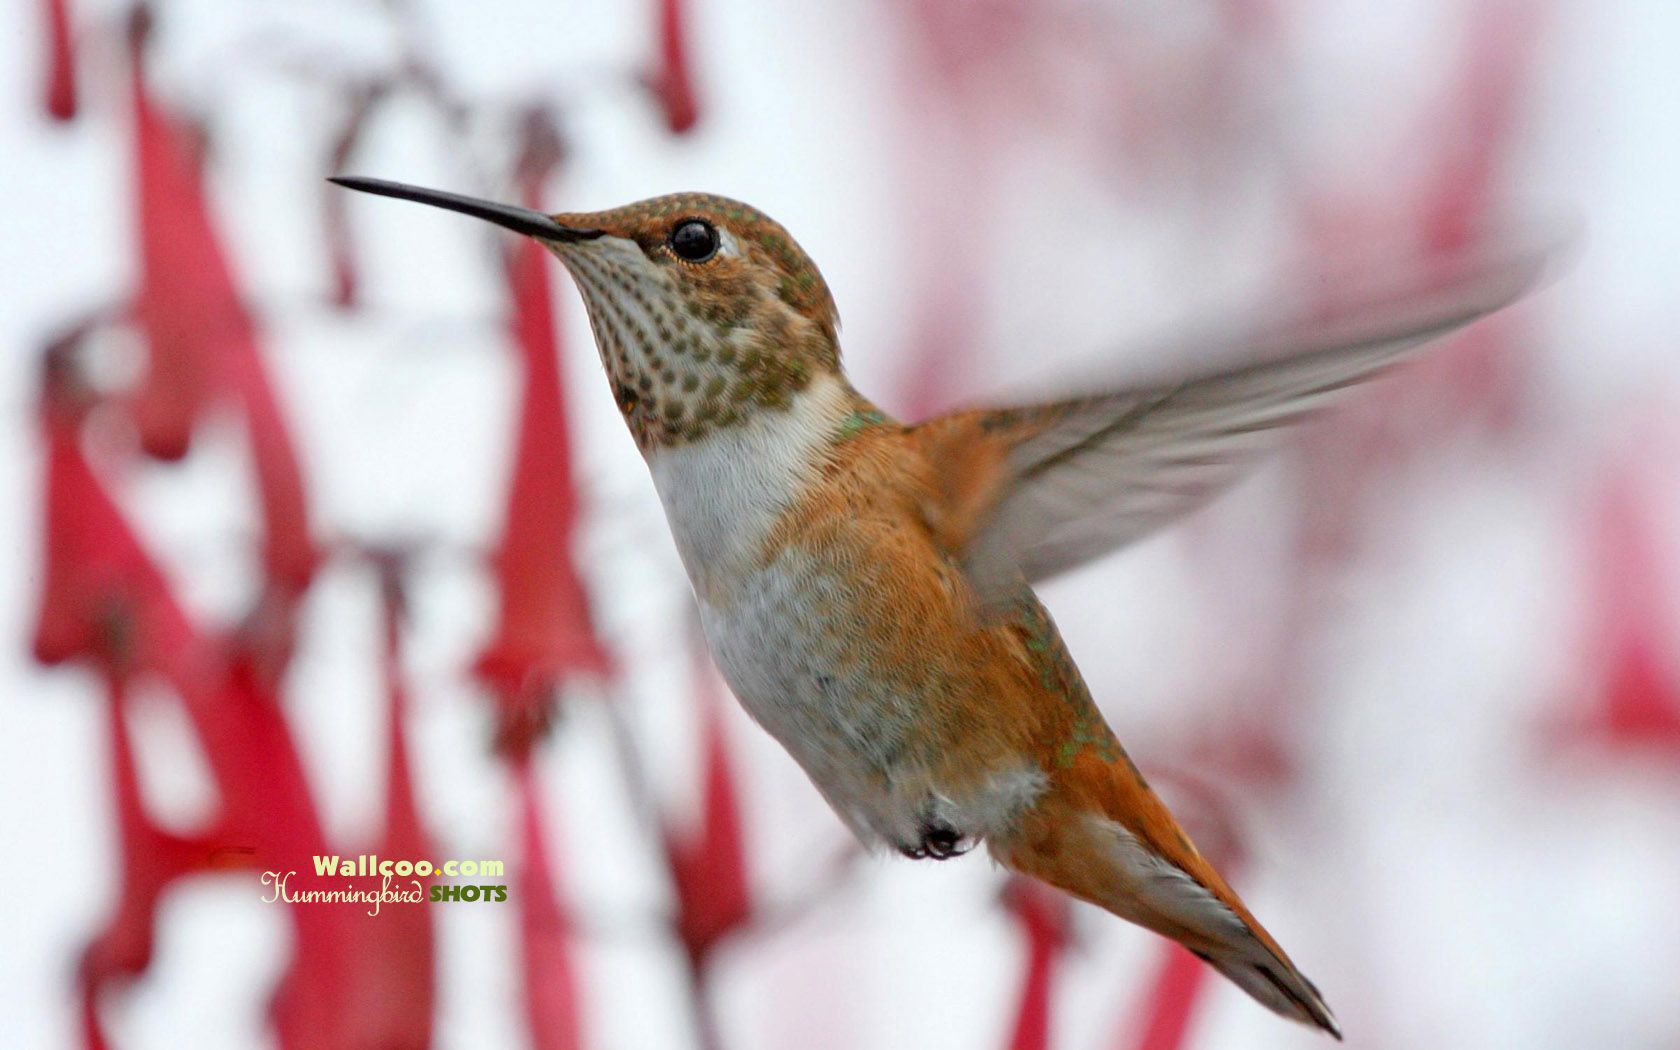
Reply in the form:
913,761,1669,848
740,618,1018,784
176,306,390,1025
698,552,921,845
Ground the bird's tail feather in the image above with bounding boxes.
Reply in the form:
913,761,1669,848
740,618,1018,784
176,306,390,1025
1192,941,1340,1038
991,772,1340,1038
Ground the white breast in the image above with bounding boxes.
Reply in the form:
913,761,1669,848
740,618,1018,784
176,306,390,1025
645,373,849,603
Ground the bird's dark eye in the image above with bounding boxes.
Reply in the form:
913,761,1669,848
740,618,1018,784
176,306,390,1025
669,219,719,262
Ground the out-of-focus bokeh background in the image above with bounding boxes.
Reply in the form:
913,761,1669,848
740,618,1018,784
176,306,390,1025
6,1,1680,1048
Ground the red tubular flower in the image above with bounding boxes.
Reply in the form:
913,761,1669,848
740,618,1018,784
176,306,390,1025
36,381,342,1047
35,354,322,834
128,18,240,462
1000,877,1072,1050
514,754,586,1050
78,979,106,1050
32,350,196,672
473,116,599,1047
128,17,319,601
473,234,609,693
663,648,752,970
205,625,362,1050
1191,692,1298,793
474,123,611,752
35,360,314,785
1420,0,1544,257
41,0,76,121
1120,946,1209,1050
297,564,436,1050
1415,0,1546,431
649,0,700,134
34,352,353,1048
1573,444,1680,751
79,677,233,1050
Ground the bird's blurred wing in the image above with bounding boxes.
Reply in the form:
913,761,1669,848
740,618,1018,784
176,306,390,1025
913,250,1547,610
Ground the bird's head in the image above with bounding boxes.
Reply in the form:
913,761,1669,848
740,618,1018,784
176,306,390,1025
333,177,841,450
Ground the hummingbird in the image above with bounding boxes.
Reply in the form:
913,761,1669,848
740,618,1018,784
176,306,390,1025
334,175,1543,1037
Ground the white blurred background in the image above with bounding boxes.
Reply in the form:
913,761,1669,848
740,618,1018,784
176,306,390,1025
5,2,1680,1049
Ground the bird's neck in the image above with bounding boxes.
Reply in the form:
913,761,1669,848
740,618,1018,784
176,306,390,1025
644,372,885,601
589,284,846,455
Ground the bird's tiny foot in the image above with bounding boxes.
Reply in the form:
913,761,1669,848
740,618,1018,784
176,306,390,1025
899,820,971,861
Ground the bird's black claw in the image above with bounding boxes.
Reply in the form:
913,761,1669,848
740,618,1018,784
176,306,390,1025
900,820,970,861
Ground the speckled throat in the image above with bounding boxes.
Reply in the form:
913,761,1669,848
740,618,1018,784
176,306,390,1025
541,193,843,452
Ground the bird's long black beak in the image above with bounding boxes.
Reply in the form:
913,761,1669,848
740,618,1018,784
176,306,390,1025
329,176,602,242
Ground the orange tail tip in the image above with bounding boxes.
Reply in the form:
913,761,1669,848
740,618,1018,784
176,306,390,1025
1100,811,1342,1038
993,803,1341,1038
